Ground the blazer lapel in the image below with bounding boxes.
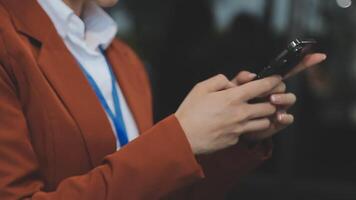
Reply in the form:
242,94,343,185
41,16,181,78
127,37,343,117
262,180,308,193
39,31,117,167
2,0,117,167
106,41,151,133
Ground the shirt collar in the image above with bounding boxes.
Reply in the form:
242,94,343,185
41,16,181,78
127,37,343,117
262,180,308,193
37,0,118,50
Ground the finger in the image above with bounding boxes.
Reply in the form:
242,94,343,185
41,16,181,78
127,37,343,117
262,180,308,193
231,75,282,101
232,71,257,86
242,103,277,120
269,82,286,95
276,113,294,125
239,118,271,134
198,74,235,93
270,93,297,107
285,53,327,79
242,113,294,141
259,82,286,98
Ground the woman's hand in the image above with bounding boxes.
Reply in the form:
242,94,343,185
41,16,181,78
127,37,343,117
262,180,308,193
242,92,296,141
231,53,327,141
175,74,282,155
232,71,296,141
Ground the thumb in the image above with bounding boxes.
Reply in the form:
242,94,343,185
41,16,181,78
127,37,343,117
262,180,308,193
285,53,327,79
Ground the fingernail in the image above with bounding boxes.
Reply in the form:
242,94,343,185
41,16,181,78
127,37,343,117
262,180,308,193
288,114,295,121
249,73,257,79
278,114,284,121
321,54,327,60
271,95,279,103
279,114,294,122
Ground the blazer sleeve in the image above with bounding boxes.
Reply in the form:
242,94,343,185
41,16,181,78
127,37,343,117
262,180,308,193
184,141,272,199
0,60,204,199
165,140,272,200
119,42,273,200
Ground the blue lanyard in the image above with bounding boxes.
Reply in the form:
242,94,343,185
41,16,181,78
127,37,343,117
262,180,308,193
77,47,129,147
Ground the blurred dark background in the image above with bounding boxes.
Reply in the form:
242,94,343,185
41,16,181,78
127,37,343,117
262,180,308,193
108,0,356,199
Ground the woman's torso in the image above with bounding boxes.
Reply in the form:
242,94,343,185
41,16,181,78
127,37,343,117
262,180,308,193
0,0,153,191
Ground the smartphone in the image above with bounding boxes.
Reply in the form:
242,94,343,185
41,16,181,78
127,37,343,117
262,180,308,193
255,38,317,80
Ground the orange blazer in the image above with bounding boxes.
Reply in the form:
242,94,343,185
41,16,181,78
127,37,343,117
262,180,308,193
0,0,272,199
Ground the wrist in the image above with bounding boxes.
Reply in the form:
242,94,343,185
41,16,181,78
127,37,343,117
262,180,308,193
174,113,199,155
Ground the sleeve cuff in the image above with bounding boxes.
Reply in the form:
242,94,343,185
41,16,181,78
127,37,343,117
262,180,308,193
106,114,204,197
163,114,205,178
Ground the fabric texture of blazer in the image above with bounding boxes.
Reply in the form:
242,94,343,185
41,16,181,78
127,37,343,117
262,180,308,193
0,0,272,199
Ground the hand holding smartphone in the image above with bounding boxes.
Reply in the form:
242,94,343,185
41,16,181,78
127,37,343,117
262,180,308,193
255,39,317,80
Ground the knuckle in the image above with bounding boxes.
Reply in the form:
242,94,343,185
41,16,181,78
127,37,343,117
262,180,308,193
216,74,229,83
262,103,276,113
237,90,250,101
262,80,273,90
239,112,249,121
237,71,249,78
290,115,295,122
226,94,236,106
229,137,239,146
236,105,248,116
233,124,245,135
280,83,287,92
261,119,272,128
237,106,249,121
267,104,277,114
239,70,249,75
264,77,281,89
290,93,297,102
229,88,244,102
194,82,204,90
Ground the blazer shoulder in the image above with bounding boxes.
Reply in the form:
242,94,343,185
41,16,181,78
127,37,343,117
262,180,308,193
114,38,143,63
0,5,8,60
0,2,14,55
0,2,13,29
112,38,148,77
0,3,20,87
113,38,133,52
112,38,152,95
